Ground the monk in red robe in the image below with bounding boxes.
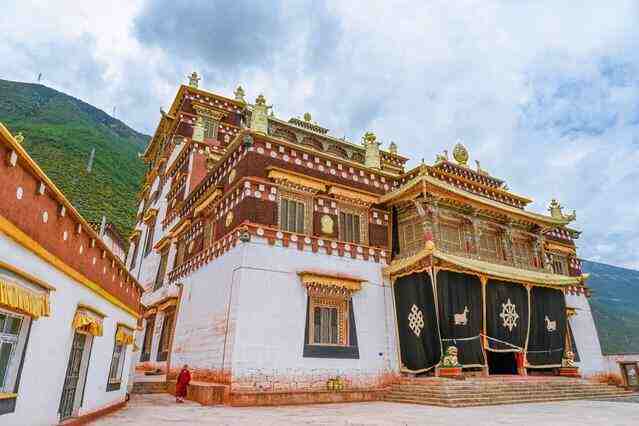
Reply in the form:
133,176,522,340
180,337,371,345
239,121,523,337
175,364,191,403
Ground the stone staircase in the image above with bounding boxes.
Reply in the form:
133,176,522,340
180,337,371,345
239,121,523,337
131,380,168,394
384,376,635,407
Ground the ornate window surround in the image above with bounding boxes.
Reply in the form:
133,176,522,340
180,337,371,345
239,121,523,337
300,272,362,359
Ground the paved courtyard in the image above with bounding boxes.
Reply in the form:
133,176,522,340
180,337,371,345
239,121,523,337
93,394,638,426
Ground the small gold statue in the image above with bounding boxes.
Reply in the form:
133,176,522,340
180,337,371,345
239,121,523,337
442,345,460,368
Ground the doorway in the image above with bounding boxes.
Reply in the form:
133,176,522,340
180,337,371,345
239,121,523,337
487,351,518,375
59,332,92,420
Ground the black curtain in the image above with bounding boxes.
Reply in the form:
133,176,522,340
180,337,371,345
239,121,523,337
526,287,566,367
436,270,485,367
394,272,441,372
486,280,529,352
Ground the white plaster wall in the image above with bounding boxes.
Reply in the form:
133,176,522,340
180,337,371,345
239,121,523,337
0,234,137,426
169,244,245,376
230,237,397,390
565,293,606,376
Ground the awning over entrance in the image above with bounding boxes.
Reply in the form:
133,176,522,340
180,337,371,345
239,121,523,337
384,246,588,287
72,306,104,337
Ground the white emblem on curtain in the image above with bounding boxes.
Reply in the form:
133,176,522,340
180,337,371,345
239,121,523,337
499,298,519,331
408,304,425,337
544,315,556,332
454,306,469,325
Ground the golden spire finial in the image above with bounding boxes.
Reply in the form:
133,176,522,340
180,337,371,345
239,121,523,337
389,141,398,155
234,85,245,102
362,131,377,145
255,94,266,106
303,112,312,122
188,72,200,88
452,141,469,166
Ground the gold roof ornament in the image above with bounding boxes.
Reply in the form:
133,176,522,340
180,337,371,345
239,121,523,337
234,85,245,103
548,199,576,222
435,149,449,163
362,132,381,169
255,94,267,106
389,141,398,155
14,132,24,144
303,112,312,122
188,71,200,88
452,141,469,166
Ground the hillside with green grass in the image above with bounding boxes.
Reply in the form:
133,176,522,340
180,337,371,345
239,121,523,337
583,260,639,354
0,78,148,239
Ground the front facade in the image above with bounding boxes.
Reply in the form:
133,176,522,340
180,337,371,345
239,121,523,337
0,124,142,425
129,74,608,404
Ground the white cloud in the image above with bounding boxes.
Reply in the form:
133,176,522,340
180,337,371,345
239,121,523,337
1,0,638,269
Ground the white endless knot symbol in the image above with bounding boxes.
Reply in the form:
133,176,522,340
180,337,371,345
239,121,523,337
499,298,519,332
408,304,425,337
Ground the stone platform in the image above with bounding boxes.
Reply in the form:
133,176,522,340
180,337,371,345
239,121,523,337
384,375,635,407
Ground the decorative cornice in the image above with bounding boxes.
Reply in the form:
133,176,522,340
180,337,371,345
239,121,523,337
267,167,327,192
327,185,379,205
298,272,364,292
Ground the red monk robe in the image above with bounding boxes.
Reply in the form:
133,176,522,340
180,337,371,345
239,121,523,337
175,366,191,402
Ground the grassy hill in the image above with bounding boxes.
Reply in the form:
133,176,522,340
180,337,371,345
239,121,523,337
0,79,148,239
583,260,639,354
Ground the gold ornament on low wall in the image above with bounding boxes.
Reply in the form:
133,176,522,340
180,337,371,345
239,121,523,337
441,345,460,367
326,377,345,392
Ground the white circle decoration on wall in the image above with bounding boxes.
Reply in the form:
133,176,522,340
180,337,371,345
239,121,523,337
42,211,48,223
16,187,23,200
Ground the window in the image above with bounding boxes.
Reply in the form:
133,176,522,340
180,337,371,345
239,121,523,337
174,239,186,268
303,297,359,359
478,230,500,260
313,307,339,345
153,248,169,291
439,222,462,252
140,315,155,362
280,198,305,234
202,116,219,140
399,217,424,255
129,241,139,271
512,239,534,268
143,219,156,257
339,212,361,244
0,310,28,394
156,310,175,362
106,343,126,391
551,254,568,275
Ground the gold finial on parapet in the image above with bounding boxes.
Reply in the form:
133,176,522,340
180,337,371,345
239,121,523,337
548,199,576,222
303,112,312,122
362,132,381,169
250,94,269,134
188,72,200,88
452,141,469,166
234,85,245,103
389,141,398,155
435,149,449,163
14,132,24,144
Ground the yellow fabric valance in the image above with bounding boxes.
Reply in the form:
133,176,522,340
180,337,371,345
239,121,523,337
115,325,134,345
0,278,51,319
72,309,103,336
157,298,178,312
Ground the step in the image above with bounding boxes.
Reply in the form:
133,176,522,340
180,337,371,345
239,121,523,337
384,393,635,407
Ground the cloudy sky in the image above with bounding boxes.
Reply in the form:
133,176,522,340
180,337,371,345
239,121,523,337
2,1,638,269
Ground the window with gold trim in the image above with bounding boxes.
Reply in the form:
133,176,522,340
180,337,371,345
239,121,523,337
478,229,500,261
439,222,462,253
280,197,306,234
399,216,425,255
